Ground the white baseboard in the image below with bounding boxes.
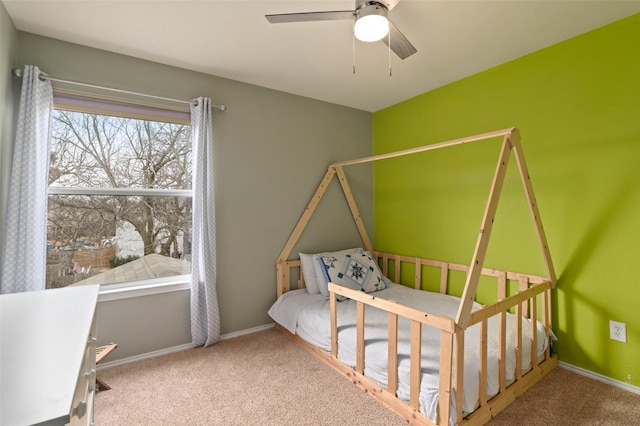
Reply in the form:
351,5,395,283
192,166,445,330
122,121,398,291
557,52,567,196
559,361,640,396
219,323,275,340
97,323,275,371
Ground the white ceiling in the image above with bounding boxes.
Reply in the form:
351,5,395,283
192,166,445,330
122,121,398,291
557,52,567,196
4,1,640,112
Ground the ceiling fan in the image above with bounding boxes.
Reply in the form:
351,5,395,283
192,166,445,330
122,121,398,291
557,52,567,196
265,0,417,60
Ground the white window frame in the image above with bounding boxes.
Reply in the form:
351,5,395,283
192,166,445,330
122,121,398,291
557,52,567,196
50,93,193,300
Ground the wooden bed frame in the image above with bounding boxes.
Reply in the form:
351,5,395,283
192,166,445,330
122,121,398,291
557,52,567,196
275,128,558,425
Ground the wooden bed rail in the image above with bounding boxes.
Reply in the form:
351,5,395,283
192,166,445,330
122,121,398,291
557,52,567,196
326,278,555,426
329,283,456,424
372,251,550,291
275,253,555,425
275,251,551,300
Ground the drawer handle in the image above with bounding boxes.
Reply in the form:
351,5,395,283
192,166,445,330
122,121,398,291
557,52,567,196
85,369,96,381
74,400,87,418
85,368,97,392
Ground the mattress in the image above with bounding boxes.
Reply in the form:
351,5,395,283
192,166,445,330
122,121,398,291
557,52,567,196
268,283,550,425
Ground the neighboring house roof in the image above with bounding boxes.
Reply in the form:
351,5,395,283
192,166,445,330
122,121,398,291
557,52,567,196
73,254,189,286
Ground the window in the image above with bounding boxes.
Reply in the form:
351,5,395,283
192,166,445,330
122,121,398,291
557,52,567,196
46,94,192,290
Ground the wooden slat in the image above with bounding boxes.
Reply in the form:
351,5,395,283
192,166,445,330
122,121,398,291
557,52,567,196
334,166,374,253
457,135,513,328
498,271,507,301
479,319,488,407
543,288,551,360
330,292,338,358
277,167,336,263
510,133,558,287
277,262,289,298
394,254,401,284
515,303,523,380
499,310,507,392
329,283,456,332
438,330,454,425
445,261,547,285
440,264,448,294
530,295,538,371
382,253,390,277
519,276,529,317
331,127,516,167
388,312,399,396
454,327,465,424
546,288,553,332
410,321,422,410
356,301,365,374
414,258,422,290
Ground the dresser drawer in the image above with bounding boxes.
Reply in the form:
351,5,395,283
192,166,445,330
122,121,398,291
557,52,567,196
0,285,100,426
70,319,97,426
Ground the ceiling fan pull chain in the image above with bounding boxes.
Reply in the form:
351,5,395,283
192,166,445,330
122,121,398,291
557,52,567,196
388,29,392,77
352,23,357,75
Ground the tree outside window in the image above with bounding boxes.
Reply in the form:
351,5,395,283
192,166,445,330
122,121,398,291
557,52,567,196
46,108,192,289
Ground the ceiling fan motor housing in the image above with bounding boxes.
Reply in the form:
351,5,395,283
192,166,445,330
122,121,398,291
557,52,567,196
355,1,390,42
356,0,390,12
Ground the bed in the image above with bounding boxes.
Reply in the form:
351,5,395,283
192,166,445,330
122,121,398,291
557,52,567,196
271,128,558,425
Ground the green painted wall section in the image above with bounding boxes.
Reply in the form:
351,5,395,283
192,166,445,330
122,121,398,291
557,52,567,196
372,13,640,385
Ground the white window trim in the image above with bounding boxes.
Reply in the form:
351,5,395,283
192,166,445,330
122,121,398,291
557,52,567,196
97,275,190,302
49,187,192,197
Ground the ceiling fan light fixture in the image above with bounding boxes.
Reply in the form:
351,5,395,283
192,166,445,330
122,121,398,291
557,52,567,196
354,3,389,42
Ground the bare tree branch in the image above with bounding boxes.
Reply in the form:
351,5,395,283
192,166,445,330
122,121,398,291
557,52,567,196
48,110,191,259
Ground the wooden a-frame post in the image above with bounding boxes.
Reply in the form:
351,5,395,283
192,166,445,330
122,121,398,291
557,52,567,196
277,127,556,328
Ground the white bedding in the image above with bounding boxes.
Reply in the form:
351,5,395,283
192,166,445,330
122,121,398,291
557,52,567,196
268,284,550,425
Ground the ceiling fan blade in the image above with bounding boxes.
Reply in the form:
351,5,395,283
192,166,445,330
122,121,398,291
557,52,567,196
266,11,354,24
383,20,417,60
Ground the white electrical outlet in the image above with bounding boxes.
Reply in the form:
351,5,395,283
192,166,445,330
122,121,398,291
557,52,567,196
610,320,627,343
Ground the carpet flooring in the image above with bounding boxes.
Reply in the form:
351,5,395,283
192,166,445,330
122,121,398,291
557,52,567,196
95,327,640,425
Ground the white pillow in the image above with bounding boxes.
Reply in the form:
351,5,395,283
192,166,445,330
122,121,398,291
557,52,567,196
303,248,363,296
318,251,387,299
299,253,320,294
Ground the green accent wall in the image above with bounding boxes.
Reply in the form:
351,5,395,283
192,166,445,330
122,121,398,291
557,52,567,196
372,13,640,385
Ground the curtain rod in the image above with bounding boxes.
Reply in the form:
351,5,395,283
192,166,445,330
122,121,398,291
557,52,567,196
12,68,226,111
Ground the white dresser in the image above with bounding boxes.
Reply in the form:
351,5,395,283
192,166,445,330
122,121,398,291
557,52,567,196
1,285,100,426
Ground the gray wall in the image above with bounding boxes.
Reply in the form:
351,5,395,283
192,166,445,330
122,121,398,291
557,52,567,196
0,3,18,267
12,32,372,361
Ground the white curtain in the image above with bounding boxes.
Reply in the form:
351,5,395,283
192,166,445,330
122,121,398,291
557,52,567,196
0,66,53,294
190,97,220,346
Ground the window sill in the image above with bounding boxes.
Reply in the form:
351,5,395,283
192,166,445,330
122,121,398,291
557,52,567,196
97,276,190,302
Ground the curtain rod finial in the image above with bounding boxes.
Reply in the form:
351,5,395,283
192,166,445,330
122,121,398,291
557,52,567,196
12,68,23,78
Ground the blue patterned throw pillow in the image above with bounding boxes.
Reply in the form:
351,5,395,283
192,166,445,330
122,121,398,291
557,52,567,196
318,251,387,298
